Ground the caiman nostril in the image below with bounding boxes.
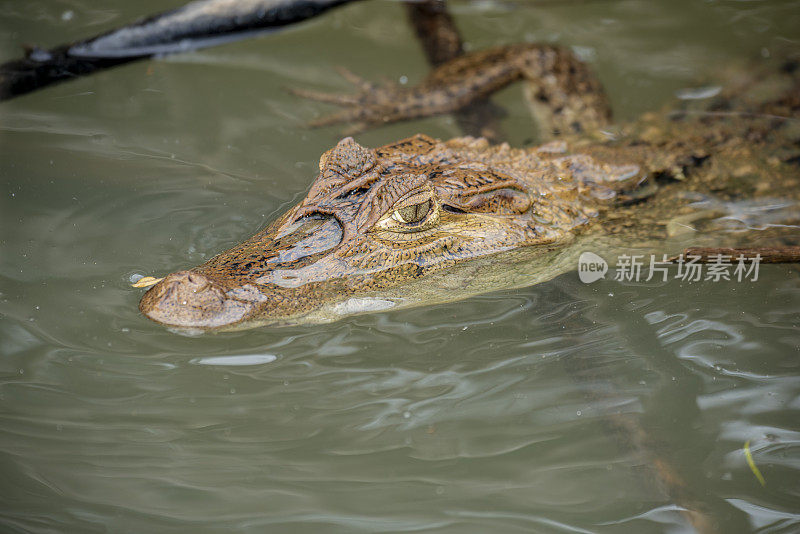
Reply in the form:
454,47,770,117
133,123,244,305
164,270,210,292
184,272,208,289
139,269,250,329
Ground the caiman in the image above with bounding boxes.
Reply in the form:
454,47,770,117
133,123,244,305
138,43,800,331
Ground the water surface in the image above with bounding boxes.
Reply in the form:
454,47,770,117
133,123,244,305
1,1,799,532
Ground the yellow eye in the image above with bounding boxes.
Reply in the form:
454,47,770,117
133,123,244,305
391,199,431,224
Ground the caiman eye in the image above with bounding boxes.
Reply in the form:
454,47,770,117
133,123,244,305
392,199,431,224
374,190,440,234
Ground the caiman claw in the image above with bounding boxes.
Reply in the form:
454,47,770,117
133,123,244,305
289,66,410,133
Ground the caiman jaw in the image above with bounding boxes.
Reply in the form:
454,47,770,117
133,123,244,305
139,270,255,329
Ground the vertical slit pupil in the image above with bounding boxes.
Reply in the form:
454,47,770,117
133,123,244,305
414,200,430,221
399,199,430,223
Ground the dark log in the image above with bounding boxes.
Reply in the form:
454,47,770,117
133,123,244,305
0,0,354,101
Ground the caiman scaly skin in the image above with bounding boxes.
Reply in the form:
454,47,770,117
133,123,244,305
139,44,800,330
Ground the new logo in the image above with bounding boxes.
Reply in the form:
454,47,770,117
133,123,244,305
578,252,608,283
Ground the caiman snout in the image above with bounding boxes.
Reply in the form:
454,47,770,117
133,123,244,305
139,270,253,329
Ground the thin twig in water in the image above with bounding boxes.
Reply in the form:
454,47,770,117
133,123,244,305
670,246,800,263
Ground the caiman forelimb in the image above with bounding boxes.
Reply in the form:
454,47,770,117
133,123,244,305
291,42,612,139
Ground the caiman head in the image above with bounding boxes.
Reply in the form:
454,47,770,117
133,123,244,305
139,134,640,330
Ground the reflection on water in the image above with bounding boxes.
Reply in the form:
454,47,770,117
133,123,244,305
1,0,799,532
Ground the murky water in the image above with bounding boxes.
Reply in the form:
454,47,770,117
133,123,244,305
2,1,800,532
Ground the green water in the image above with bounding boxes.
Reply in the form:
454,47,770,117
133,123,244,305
1,1,799,532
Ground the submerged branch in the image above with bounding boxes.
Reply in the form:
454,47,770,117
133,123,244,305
404,0,505,143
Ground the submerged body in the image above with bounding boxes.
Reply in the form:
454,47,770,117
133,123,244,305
139,44,800,331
